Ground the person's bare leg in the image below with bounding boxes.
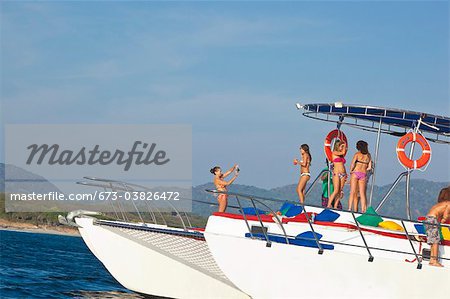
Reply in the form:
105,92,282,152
358,179,368,213
429,243,443,267
353,185,359,212
334,177,345,209
348,175,357,211
328,175,340,208
296,178,304,203
299,176,310,203
218,195,228,213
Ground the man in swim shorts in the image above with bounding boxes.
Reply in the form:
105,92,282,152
424,198,450,267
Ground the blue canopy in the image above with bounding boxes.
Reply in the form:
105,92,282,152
300,103,450,144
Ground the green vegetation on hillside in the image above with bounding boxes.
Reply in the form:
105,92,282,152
0,193,207,228
192,180,449,220
1,179,448,228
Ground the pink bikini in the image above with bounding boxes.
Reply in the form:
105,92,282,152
352,171,366,180
332,157,347,179
332,157,346,164
352,158,369,180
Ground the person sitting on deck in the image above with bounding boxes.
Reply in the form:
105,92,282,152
438,186,450,203
424,192,450,267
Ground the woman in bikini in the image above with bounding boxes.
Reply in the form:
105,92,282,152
327,140,347,209
210,164,239,212
348,140,372,213
294,144,312,204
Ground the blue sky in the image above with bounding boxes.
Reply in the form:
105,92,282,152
1,1,449,188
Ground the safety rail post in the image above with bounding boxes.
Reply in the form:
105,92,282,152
305,169,327,198
109,183,128,222
103,186,120,219
212,189,317,250
143,198,157,224
375,171,408,212
109,182,125,221
84,177,187,230
120,181,188,231
183,212,193,229
213,190,290,245
153,206,168,226
350,211,374,262
301,204,324,254
250,198,290,244
234,195,253,239
119,183,146,224
400,220,422,269
369,117,383,206
250,197,272,247
206,189,450,264
127,182,158,225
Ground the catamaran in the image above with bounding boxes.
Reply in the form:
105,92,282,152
59,177,248,299
61,103,449,299
204,103,450,299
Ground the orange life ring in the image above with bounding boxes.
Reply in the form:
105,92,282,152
324,129,348,161
396,132,431,169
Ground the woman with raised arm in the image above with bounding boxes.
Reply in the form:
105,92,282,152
348,141,372,213
210,164,239,212
294,144,312,204
327,140,347,209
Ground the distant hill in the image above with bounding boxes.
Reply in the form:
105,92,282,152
1,163,448,223
0,163,61,194
192,180,449,220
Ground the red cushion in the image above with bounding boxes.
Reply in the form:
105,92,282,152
284,212,317,223
212,212,450,246
212,212,275,223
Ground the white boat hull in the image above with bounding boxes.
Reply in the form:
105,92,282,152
205,213,450,299
75,217,249,299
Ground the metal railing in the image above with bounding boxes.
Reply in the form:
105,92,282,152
305,169,328,198
206,189,450,268
77,177,192,231
375,171,408,212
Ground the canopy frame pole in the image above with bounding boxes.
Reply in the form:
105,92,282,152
405,118,423,220
327,164,331,207
330,116,345,207
405,158,414,220
369,117,382,206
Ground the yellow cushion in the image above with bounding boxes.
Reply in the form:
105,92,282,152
378,221,404,231
441,227,450,240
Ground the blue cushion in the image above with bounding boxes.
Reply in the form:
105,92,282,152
279,202,295,215
244,233,334,250
296,231,323,240
414,224,426,234
285,205,303,217
315,209,340,222
242,207,266,216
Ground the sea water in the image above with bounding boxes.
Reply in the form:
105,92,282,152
0,230,146,299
